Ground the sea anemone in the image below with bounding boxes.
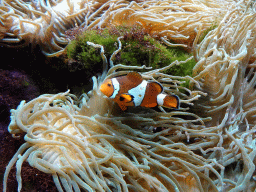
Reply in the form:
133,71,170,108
194,0,256,125
3,1,256,191
0,0,236,56
3,38,220,192
192,1,256,190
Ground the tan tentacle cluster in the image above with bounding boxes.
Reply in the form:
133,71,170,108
3,38,220,192
193,1,256,126
192,1,256,191
98,0,236,49
0,0,236,56
0,0,127,56
3,1,256,191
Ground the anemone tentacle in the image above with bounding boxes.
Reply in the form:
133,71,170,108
1,0,236,56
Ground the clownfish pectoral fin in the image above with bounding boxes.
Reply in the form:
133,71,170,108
126,72,143,84
120,93,134,103
118,103,128,111
148,82,163,94
163,95,180,109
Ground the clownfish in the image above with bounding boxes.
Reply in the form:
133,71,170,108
100,72,180,111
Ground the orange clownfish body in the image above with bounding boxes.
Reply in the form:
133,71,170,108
100,72,180,111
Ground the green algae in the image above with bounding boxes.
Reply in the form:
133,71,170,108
66,26,196,89
198,22,217,43
67,29,119,69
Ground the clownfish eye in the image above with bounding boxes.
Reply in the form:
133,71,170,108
120,96,124,101
107,83,111,87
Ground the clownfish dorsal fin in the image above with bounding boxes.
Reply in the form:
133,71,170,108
120,93,134,103
148,82,163,94
126,72,143,84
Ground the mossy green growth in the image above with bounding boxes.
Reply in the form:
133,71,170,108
147,40,196,88
67,29,119,71
66,26,196,89
198,22,217,43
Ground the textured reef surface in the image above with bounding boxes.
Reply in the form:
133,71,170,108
1,0,256,191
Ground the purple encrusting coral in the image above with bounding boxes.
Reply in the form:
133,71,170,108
0,70,39,126
0,69,58,192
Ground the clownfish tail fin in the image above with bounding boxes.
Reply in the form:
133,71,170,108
164,95,180,109
157,93,180,109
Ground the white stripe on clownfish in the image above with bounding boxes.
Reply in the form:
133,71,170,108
128,80,148,106
109,78,120,99
156,93,166,106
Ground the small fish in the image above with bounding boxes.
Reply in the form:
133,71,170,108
100,72,180,111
